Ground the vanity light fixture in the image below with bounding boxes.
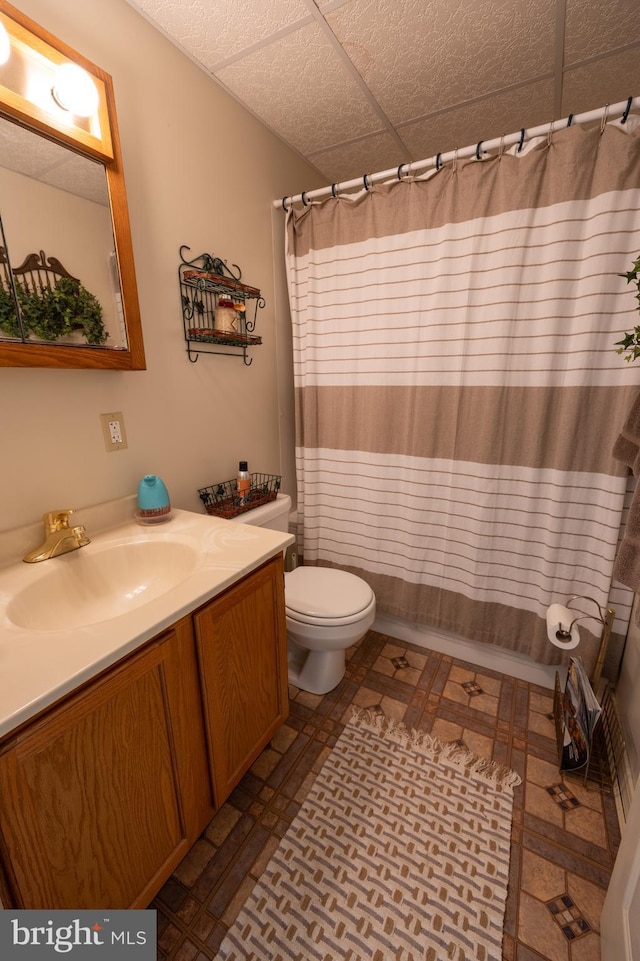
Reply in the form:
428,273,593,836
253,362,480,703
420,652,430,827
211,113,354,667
0,20,9,64
0,2,112,160
51,62,99,117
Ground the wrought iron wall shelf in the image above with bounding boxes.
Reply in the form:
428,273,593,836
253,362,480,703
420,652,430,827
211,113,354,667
179,246,265,365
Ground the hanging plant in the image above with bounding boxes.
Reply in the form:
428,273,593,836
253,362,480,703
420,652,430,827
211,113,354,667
0,277,107,345
614,253,640,362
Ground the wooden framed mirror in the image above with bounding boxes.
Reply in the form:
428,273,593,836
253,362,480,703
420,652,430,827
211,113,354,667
0,0,145,369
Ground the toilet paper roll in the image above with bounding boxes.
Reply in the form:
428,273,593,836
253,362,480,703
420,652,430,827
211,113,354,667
546,604,580,650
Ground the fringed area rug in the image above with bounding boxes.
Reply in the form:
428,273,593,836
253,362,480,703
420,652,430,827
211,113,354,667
215,708,521,961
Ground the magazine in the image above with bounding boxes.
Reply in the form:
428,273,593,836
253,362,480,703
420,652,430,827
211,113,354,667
559,657,602,772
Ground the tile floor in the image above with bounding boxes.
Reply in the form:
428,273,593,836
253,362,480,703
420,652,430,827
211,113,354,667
152,630,621,961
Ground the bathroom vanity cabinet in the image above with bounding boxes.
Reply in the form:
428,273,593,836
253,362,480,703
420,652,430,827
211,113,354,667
194,555,288,803
0,555,288,910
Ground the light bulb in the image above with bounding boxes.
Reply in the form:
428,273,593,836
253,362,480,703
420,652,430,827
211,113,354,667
51,63,99,117
0,22,10,66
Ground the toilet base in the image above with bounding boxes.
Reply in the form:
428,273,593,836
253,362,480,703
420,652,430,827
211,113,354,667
287,640,346,695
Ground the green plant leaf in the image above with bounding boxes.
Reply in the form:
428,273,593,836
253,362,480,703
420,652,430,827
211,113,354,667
0,276,107,345
614,254,640,363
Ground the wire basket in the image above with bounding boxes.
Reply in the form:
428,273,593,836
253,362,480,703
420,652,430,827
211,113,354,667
198,473,281,519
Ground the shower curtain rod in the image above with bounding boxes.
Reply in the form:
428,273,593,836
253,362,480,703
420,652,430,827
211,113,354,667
274,96,639,210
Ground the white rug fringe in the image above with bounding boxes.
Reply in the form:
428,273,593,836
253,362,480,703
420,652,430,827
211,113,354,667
350,706,523,792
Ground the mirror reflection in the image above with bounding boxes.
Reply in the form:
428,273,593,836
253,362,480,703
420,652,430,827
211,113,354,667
0,117,126,349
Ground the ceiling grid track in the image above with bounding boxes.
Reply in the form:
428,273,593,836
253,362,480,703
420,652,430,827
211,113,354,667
299,0,412,163
124,0,640,186
554,0,567,118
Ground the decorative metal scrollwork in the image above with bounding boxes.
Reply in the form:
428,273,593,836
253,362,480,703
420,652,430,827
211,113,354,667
178,245,265,366
179,245,241,283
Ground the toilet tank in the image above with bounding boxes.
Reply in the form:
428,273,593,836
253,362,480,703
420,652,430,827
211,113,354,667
230,493,292,531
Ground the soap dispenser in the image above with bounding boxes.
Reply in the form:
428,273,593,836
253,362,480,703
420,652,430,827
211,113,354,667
136,474,171,523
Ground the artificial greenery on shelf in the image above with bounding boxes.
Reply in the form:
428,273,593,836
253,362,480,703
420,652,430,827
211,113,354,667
0,277,107,346
615,253,640,363
0,284,19,336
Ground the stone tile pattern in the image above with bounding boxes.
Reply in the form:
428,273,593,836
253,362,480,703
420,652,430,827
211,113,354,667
152,632,621,961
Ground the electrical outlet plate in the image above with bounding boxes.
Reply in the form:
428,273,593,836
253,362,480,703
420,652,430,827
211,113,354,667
100,411,128,452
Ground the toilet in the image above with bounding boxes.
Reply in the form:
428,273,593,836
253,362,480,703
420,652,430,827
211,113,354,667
231,494,375,694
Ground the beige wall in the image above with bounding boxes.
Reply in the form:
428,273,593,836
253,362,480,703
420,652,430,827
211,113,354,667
0,0,320,531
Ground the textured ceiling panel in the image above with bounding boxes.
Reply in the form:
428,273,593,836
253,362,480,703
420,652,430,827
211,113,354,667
400,79,555,163
0,119,70,180
564,0,640,66
41,154,109,206
309,131,407,185
215,21,382,154
325,0,556,123
0,120,107,204
124,0,640,187
561,47,640,116
128,0,311,67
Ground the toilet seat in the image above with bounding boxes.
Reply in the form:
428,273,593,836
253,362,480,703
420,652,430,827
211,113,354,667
285,567,374,627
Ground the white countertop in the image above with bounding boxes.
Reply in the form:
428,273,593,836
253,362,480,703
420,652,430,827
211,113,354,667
0,500,293,738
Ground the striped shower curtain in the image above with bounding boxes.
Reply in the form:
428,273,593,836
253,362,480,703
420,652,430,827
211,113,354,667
285,120,640,676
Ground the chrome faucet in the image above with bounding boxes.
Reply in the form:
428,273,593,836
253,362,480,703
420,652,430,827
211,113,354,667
23,509,91,563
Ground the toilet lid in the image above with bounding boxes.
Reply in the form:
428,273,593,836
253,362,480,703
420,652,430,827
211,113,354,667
285,567,374,619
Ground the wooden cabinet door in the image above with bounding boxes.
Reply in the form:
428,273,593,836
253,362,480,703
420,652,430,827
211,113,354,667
194,555,289,805
0,620,210,909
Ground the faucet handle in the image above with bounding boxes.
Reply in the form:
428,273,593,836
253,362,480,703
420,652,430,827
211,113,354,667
43,509,75,533
71,525,91,547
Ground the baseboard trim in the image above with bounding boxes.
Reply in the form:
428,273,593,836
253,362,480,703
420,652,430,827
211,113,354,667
373,613,562,690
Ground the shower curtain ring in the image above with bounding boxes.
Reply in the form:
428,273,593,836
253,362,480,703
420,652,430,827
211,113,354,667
281,196,289,211
452,148,458,172
566,113,574,127
331,183,339,199
622,96,633,124
547,120,554,147
518,128,525,152
600,103,609,134
435,152,442,170
498,134,505,160
475,140,483,160
363,174,371,191
301,191,309,206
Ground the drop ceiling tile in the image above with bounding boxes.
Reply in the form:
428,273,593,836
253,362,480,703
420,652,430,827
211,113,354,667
400,79,555,162
561,48,640,116
564,0,640,67
123,0,638,180
127,0,311,66
309,131,407,185
325,0,556,124
0,121,108,204
0,122,68,180
42,156,109,207
215,21,382,154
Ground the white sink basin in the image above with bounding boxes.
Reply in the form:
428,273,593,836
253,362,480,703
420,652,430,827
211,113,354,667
7,539,200,630
0,502,293,738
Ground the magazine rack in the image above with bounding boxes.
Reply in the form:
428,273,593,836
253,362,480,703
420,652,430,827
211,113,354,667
553,663,625,795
